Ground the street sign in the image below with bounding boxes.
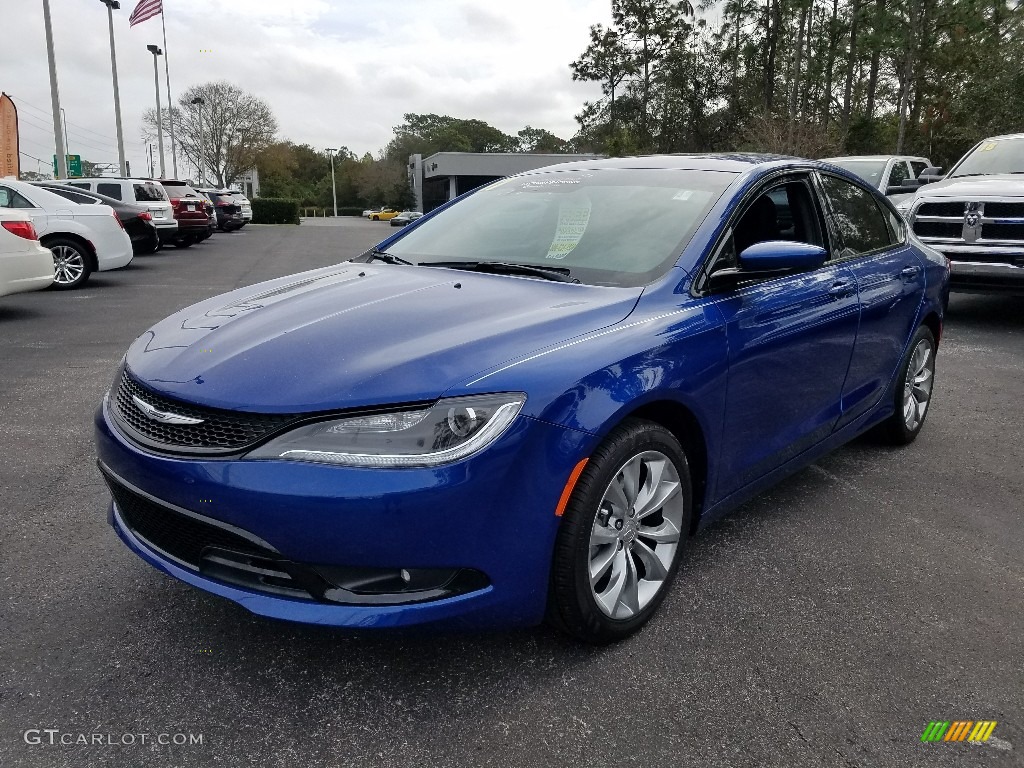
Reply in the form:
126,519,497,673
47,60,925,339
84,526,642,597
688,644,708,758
52,154,82,177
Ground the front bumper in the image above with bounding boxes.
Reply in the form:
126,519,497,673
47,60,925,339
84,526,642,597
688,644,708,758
949,260,1024,293
94,398,592,630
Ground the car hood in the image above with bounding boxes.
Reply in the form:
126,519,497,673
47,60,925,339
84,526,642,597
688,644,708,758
125,264,642,412
914,175,1024,199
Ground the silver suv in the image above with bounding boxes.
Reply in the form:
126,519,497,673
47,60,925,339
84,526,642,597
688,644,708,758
901,134,1024,293
66,178,177,244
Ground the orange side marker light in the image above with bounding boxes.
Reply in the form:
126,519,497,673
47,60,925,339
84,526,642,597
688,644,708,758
555,459,589,517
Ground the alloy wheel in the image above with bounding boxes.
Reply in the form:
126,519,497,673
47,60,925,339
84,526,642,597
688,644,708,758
52,245,85,286
588,450,685,620
903,338,934,432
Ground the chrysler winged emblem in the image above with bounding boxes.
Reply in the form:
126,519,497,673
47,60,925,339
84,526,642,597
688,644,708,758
131,395,205,425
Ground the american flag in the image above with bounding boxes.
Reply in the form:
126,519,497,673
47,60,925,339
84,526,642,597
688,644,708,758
128,0,162,27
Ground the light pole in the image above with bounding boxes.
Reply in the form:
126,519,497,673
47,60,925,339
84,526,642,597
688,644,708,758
59,108,70,159
326,147,338,217
99,0,127,176
147,45,165,178
42,0,68,179
191,96,205,185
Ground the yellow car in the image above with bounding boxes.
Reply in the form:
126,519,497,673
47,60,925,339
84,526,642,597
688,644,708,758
369,208,399,221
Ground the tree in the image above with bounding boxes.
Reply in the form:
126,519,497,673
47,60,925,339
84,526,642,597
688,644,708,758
144,81,277,186
517,126,569,152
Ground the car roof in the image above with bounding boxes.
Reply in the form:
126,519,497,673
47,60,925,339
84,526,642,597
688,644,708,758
65,177,160,183
524,153,797,174
822,155,929,162
978,133,1024,141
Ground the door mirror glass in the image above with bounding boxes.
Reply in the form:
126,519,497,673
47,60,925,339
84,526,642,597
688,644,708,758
918,167,945,184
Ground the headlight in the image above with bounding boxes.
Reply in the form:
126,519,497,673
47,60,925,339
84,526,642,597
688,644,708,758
247,393,526,467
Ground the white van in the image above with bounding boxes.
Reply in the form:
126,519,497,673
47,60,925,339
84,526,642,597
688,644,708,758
67,178,177,244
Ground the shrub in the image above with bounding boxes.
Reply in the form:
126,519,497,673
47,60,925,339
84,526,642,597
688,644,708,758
252,197,300,225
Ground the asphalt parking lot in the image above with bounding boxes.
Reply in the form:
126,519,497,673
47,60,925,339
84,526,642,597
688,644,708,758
1,220,1021,768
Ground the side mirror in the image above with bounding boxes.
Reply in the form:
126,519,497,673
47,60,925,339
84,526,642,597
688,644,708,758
707,241,828,291
738,240,828,271
886,178,922,195
918,167,945,184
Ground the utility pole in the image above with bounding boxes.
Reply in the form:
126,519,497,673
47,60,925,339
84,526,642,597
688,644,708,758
147,45,165,178
100,0,127,176
326,147,338,217
42,0,68,179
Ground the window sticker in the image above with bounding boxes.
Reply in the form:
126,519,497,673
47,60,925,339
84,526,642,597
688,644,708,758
673,190,694,201
981,142,998,151
546,201,592,259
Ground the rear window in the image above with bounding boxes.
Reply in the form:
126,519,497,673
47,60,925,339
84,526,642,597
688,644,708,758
134,182,167,202
45,187,98,205
162,183,202,198
97,183,122,200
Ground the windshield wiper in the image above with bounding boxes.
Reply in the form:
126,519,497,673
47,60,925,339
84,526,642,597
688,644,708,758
420,261,579,283
364,249,413,265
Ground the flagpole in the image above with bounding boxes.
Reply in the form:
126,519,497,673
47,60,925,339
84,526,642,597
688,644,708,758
160,7,178,178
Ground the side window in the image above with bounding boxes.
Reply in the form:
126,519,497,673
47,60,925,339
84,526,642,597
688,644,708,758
818,174,893,257
711,178,824,278
886,162,910,189
97,183,123,200
66,182,90,190
0,188,36,209
910,161,927,178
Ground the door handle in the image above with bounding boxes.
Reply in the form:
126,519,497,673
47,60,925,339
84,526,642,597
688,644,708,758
900,266,921,280
827,281,854,297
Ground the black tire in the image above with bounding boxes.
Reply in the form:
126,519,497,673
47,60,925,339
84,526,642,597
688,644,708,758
46,237,93,290
547,418,692,644
874,325,937,445
173,236,194,249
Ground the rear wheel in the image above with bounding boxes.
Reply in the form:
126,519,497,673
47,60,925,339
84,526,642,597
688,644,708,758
547,418,692,644
875,325,936,445
174,235,194,249
47,238,92,290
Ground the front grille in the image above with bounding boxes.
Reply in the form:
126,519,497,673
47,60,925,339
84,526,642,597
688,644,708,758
916,202,964,217
112,370,297,454
984,202,1024,218
914,221,963,239
104,472,272,568
983,223,1024,241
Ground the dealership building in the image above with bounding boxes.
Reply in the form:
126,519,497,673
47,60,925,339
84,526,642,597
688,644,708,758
408,152,603,212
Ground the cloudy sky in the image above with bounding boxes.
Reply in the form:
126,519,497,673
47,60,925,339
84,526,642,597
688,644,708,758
5,0,628,178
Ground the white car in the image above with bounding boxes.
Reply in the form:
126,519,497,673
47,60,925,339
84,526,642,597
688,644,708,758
66,177,178,245
229,190,252,224
0,209,54,297
0,178,133,289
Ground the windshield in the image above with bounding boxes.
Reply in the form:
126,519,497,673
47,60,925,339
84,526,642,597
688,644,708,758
949,136,1024,177
385,168,733,287
826,159,887,186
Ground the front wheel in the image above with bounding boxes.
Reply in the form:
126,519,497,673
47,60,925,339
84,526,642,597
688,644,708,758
47,238,93,290
875,325,936,445
547,418,692,644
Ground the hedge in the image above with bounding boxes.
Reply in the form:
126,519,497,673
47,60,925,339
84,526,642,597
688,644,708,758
252,197,300,225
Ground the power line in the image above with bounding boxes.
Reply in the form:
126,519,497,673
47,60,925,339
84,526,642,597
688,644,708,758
17,111,121,154
9,93,126,144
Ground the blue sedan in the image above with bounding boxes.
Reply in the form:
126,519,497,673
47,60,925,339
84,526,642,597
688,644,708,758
94,155,949,643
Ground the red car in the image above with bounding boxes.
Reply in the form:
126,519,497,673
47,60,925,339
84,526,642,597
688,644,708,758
157,180,211,248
